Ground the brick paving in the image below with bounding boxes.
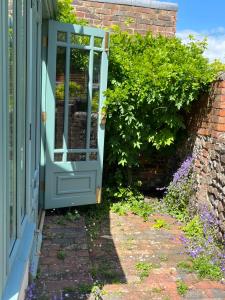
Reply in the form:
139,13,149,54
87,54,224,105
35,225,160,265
35,205,225,300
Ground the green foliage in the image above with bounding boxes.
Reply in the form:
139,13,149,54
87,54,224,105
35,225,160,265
177,257,223,281
135,262,153,280
177,260,193,273
163,177,193,221
55,81,81,100
151,287,164,294
183,216,204,239
110,201,130,216
57,249,66,260
65,209,80,222
84,200,110,240
192,256,223,280
91,262,122,283
109,187,153,221
176,280,189,296
105,28,223,169
153,218,169,229
57,0,87,25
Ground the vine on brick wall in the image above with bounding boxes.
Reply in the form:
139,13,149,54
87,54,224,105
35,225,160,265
104,28,224,177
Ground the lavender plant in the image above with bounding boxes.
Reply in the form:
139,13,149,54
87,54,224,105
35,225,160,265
164,156,225,281
180,206,225,280
163,156,194,221
25,283,36,300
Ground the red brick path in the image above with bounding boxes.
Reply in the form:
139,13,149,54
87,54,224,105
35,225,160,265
35,206,225,299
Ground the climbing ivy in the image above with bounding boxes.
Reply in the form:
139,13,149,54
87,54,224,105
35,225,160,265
56,0,87,25
104,27,224,170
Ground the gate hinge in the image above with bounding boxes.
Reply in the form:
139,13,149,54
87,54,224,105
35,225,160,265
96,187,102,204
41,112,47,124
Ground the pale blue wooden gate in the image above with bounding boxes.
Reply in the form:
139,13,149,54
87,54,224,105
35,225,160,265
44,21,109,209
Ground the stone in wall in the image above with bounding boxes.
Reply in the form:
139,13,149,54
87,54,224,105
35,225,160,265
183,77,225,239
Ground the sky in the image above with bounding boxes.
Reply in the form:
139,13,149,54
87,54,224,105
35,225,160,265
163,0,225,62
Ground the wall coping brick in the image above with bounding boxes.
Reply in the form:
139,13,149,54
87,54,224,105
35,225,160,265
87,0,178,11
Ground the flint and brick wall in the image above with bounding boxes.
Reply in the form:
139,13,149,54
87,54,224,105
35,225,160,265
73,0,177,35
184,74,225,239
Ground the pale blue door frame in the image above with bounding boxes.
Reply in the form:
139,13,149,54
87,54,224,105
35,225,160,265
0,0,43,298
43,21,109,209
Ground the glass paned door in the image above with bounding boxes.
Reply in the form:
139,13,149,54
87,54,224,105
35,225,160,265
8,0,17,249
44,21,109,209
7,0,27,252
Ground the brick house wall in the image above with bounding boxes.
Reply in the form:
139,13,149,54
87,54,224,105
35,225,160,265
183,73,225,239
73,0,177,35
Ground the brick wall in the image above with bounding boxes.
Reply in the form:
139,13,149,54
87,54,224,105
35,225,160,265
184,73,225,239
73,0,177,35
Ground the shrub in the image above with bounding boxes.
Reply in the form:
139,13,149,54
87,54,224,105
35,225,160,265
163,156,193,221
105,28,222,173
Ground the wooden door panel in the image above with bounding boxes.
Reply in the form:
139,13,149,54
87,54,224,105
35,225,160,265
44,21,109,209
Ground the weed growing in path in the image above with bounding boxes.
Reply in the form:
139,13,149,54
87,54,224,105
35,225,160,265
135,262,153,280
57,250,66,260
109,187,153,221
192,256,223,280
65,209,80,222
176,280,189,296
177,260,193,273
153,218,169,229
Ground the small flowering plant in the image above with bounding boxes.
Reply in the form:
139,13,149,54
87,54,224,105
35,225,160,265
163,156,194,221
172,156,194,184
25,283,37,300
162,156,225,280
181,206,225,280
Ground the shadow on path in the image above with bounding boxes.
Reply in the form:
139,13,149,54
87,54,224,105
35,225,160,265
34,199,225,300
35,202,126,300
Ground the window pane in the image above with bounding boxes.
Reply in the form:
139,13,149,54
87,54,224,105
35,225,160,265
94,37,103,48
90,152,98,161
20,0,26,220
67,49,89,156
57,31,66,42
90,51,101,149
67,153,86,161
55,47,66,151
71,34,90,46
54,153,63,161
8,0,17,248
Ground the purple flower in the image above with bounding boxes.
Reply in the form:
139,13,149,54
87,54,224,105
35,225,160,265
172,156,193,184
26,283,35,300
179,235,189,245
189,246,203,258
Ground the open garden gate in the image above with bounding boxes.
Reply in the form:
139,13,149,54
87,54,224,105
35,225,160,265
44,21,109,209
